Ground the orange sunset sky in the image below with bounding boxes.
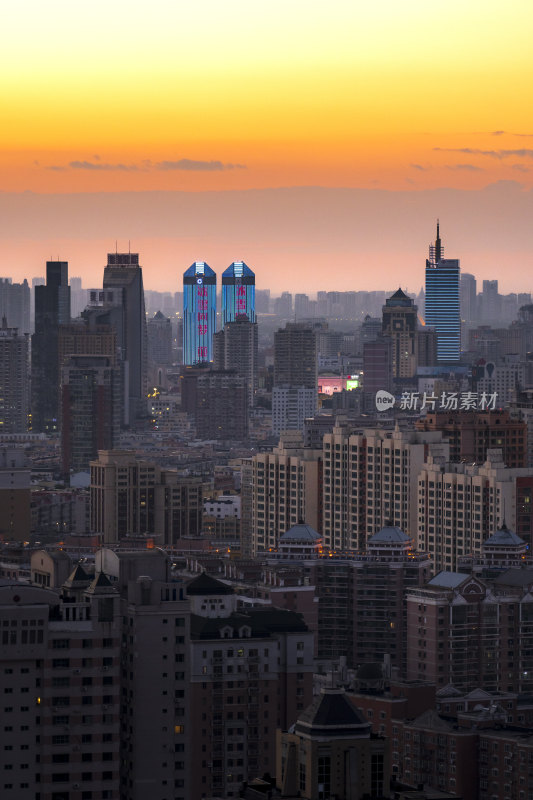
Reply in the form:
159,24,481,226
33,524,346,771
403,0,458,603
2,0,533,294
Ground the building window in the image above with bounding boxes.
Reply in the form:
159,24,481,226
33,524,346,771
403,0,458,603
317,757,330,799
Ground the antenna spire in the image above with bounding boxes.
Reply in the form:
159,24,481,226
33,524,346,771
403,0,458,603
435,219,442,262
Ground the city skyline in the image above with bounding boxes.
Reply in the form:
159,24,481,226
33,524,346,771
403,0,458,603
4,3,533,798
2,186,533,295
2,1,533,294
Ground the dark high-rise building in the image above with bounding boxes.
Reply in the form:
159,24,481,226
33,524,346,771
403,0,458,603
0,318,29,433
31,260,70,433
103,252,148,424
0,277,30,333
183,261,216,365
425,221,461,363
213,314,258,406
294,293,311,318
147,310,173,366
221,260,255,324
61,355,121,476
255,288,270,313
195,370,249,441
460,271,477,323
382,288,418,378
273,322,318,434
481,278,501,322
274,322,317,388
69,275,86,318
362,336,392,411
274,291,293,317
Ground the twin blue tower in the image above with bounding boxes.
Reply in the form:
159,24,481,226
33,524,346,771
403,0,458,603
182,261,256,365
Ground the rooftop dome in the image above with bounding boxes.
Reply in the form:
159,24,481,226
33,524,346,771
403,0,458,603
368,525,410,544
280,523,321,543
483,522,525,548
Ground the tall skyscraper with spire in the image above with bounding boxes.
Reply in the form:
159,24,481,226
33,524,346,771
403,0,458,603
221,261,255,324
424,221,461,363
183,261,217,365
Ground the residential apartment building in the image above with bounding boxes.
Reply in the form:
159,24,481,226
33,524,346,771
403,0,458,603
187,573,314,799
476,355,533,406
249,432,322,555
417,448,533,571
272,386,318,437
273,323,318,434
90,451,204,545
406,566,533,694
416,410,527,468
118,566,190,800
0,566,120,800
322,422,448,550
314,525,431,671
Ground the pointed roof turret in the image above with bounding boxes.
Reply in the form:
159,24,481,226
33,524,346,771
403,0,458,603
86,572,116,594
280,523,321,542
484,522,525,548
384,288,414,308
63,563,91,589
368,524,410,544
294,688,371,739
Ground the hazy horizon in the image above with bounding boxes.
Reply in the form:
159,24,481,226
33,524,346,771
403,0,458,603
2,181,532,296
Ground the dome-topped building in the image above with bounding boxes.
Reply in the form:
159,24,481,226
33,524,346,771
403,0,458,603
268,521,322,561
277,688,388,798
367,523,414,562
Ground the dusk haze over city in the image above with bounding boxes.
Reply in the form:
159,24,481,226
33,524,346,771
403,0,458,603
3,2,533,800
2,0,533,291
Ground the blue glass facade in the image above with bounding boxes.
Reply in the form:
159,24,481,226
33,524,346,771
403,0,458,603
221,261,255,325
425,258,461,363
183,262,217,365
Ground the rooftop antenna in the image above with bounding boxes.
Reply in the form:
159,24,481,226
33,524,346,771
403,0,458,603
435,219,442,262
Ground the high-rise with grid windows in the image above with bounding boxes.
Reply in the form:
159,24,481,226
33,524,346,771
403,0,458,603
425,222,461,363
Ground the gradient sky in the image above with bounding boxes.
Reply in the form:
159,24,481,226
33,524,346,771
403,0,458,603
2,0,533,293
